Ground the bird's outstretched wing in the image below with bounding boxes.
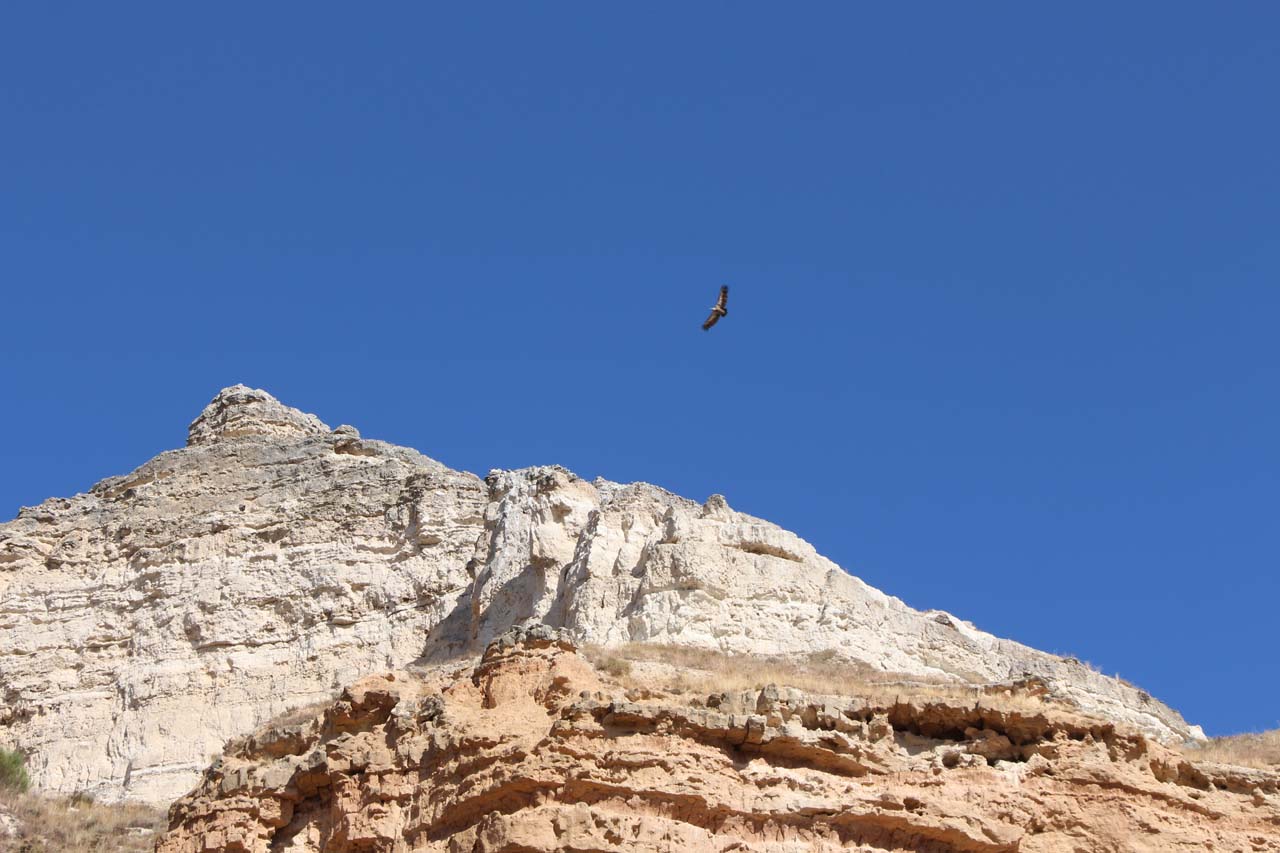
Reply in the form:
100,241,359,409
701,285,729,330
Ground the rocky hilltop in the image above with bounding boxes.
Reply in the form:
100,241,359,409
156,629,1279,853
0,386,1199,806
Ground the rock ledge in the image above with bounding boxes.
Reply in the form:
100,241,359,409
155,640,1280,853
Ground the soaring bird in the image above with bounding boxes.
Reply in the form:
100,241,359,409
701,285,729,331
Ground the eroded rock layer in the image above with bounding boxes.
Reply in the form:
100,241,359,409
156,630,1280,853
0,386,1197,804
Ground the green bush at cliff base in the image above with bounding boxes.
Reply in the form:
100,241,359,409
0,747,30,793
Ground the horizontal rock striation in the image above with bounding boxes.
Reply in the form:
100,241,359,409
0,386,1199,804
155,630,1280,852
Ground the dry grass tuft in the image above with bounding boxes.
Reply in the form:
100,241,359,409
583,643,1071,714
263,698,332,731
0,789,165,852
1182,728,1280,770
595,655,632,678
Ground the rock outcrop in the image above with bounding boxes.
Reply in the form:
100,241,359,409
155,631,1280,852
0,386,1199,805
0,386,486,803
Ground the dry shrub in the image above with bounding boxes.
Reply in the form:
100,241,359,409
596,656,632,678
583,643,1068,714
1182,728,1280,770
0,789,165,852
263,698,332,731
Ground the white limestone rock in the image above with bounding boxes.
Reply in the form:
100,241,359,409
0,386,485,804
466,466,1196,745
186,384,329,446
0,385,1201,806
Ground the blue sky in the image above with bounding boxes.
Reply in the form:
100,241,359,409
2,5,1277,735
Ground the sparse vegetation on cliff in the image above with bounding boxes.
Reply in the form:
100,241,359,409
0,749,31,793
0,789,165,852
583,643,1071,715
1184,728,1280,770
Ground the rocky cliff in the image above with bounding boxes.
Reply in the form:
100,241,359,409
154,629,1279,853
0,386,1199,805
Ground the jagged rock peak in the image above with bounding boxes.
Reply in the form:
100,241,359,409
700,493,733,519
186,384,330,446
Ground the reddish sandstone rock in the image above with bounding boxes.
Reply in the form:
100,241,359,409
156,631,1280,853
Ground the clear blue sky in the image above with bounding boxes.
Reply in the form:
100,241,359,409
2,5,1277,736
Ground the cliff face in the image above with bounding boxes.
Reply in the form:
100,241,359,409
0,386,1198,805
0,387,486,803
155,629,1280,853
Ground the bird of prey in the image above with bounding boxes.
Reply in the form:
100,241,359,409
701,285,729,331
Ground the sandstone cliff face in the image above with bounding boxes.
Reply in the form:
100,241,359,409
155,629,1280,853
0,386,1198,805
